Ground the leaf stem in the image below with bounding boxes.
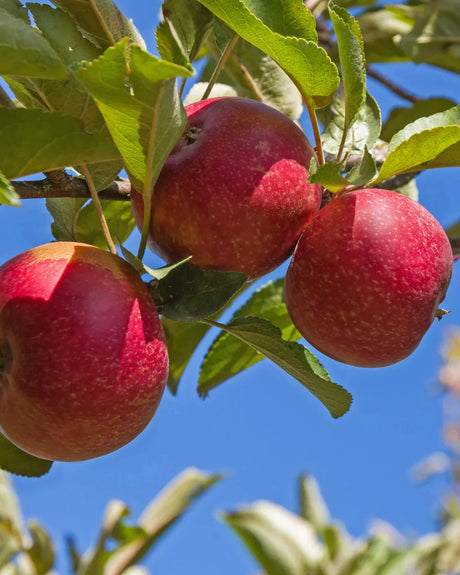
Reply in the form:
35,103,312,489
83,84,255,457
305,99,325,165
201,32,239,101
336,125,348,164
79,165,117,255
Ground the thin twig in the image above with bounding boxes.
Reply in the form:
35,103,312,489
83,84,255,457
11,176,130,201
201,32,239,101
367,66,420,104
79,166,117,254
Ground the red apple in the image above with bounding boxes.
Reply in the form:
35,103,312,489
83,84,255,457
131,97,322,279
285,189,453,368
0,242,168,461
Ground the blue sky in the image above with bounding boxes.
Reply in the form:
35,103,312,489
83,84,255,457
3,1,460,573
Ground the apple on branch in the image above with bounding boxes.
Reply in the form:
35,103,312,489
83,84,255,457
131,97,322,279
285,189,453,368
0,242,169,462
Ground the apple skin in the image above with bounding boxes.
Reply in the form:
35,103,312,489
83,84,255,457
0,242,169,461
284,189,453,368
131,97,322,279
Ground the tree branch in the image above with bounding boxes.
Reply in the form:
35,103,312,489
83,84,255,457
12,173,131,201
367,66,420,104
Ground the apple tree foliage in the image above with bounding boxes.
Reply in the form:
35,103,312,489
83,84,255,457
0,0,459,475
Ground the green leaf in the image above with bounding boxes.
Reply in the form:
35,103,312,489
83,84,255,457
198,279,301,395
23,5,123,190
0,434,53,477
222,500,325,575
76,200,135,250
77,500,131,575
27,521,55,575
195,0,339,109
201,28,303,120
346,146,377,186
156,0,213,65
373,105,460,183
309,160,349,193
329,3,367,138
340,537,392,574
46,197,86,242
50,0,146,50
76,39,192,194
162,318,211,394
0,0,28,22
158,262,247,322
209,317,352,419
299,475,330,532
320,91,381,155
375,548,420,575
0,173,20,207
0,108,120,179
104,468,222,575
381,98,456,143
0,471,23,568
0,9,68,79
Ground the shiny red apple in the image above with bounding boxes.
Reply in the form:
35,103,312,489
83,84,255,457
131,97,322,279
285,189,453,367
0,242,169,461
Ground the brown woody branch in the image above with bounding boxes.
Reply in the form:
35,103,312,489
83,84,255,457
12,171,131,201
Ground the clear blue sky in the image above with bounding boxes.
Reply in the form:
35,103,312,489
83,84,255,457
3,2,460,573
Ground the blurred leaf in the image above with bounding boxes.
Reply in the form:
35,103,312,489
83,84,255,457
329,3,367,141
398,0,460,74
104,469,222,574
0,173,20,207
156,0,213,65
381,98,456,142
208,317,352,419
358,5,415,63
76,200,135,250
50,0,146,50
320,91,381,155
299,475,330,532
373,105,460,183
323,522,352,563
202,29,303,120
0,471,23,568
0,108,120,179
223,500,324,575
0,9,68,79
0,434,53,478
339,537,391,574
198,279,301,395
196,0,339,109
162,318,211,394
27,521,54,575
46,197,86,242
375,548,420,574
78,500,130,575
76,39,192,194
390,177,419,201
309,160,349,193
158,262,247,322
446,219,460,236
0,0,28,21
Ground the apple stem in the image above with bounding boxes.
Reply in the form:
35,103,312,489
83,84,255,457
336,127,348,164
80,165,118,255
305,102,325,165
201,32,239,101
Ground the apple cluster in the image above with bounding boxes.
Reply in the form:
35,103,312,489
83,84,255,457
0,97,453,463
